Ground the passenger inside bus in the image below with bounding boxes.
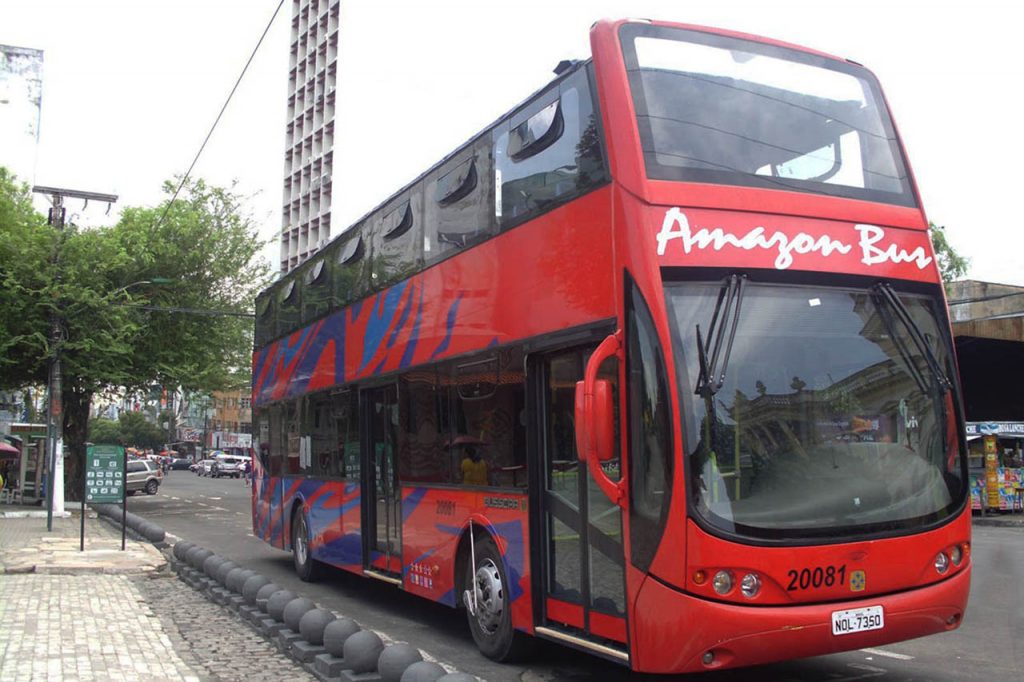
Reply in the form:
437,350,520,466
460,444,490,486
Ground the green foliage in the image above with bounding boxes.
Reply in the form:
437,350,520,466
113,410,167,451
929,222,969,284
88,417,121,445
0,168,53,381
87,412,166,450
0,170,271,396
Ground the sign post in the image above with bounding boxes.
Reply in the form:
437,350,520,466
83,444,126,551
984,435,1000,513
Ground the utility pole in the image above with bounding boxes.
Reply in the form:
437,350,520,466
33,185,118,531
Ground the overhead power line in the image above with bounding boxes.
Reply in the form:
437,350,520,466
153,0,287,231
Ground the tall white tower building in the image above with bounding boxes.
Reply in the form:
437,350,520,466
280,0,339,272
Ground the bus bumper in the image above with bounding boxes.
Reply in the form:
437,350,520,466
631,563,970,673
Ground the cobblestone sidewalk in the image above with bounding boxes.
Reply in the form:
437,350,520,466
0,574,199,681
136,572,315,681
0,514,313,682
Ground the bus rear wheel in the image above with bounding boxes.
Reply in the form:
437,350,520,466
291,508,323,582
463,537,532,662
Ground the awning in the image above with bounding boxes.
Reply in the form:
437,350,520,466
0,441,20,459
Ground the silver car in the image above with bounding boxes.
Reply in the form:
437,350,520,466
212,455,247,478
126,460,162,495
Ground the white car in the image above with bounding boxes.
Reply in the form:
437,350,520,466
196,459,216,476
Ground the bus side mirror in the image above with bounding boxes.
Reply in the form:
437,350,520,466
574,382,587,460
574,331,626,507
573,378,614,462
592,379,615,462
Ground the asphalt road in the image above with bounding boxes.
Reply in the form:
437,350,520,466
129,471,1024,681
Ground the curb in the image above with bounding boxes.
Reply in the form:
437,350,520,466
168,542,472,682
116,507,474,682
972,516,1024,528
90,503,168,547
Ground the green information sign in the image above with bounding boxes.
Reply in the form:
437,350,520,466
85,445,125,503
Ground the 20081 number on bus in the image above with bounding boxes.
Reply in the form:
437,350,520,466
787,565,847,591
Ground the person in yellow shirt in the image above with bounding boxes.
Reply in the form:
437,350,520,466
460,445,489,486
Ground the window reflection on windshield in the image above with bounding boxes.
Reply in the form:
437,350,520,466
667,282,963,539
620,24,915,206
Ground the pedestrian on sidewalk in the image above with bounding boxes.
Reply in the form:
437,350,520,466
243,458,252,487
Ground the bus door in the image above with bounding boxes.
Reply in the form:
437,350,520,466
535,347,629,661
362,384,402,581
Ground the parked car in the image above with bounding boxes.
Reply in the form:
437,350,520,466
169,458,192,471
211,455,249,478
196,459,216,476
126,460,162,495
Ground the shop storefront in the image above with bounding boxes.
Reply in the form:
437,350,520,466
967,421,1024,511
0,423,48,504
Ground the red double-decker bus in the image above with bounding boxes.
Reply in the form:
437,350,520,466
251,18,969,673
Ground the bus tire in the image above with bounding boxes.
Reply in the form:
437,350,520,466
292,507,323,582
464,536,532,662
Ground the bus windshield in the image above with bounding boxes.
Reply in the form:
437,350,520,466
666,280,965,541
620,23,915,206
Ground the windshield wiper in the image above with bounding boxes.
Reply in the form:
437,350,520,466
871,283,953,394
695,274,747,398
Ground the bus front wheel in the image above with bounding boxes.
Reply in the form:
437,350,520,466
463,536,532,662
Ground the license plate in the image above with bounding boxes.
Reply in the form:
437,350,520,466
831,605,884,636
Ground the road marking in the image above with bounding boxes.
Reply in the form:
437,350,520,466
842,663,887,679
860,647,914,661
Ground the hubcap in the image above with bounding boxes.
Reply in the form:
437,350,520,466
473,558,504,634
295,517,308,565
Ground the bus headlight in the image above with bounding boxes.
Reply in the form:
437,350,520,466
950,545,963,566
934,551,950,574
740,572,761,598
712,570,734,595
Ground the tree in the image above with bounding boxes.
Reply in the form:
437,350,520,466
0,168,270,498
114,411,167,451
88,417,121,445
929,222,969,284
87,411,167,450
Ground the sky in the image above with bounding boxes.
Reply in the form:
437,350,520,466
1,0,1021,286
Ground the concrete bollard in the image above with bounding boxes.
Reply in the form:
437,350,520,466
323,618,361,658
188,547,212,569
400,662,448,682
378,643,423,682
255,582,282,612
283,597,317,632
215,560,238,585
242,575,271,605
173,541,194,561
230,568,256,593
299,608,336,646
266,590,298,622
203,554,225,578
224,567,247,593
343,630,384,674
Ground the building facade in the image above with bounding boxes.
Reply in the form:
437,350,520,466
280,0,340,272
0,44,44,186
